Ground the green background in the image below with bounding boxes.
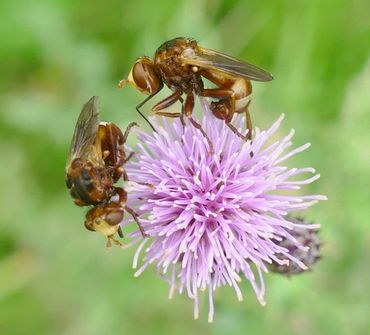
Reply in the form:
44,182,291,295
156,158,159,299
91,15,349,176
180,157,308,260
1,0,369,334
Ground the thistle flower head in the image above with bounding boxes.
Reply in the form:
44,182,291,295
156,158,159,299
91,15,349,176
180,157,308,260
125,100,326,322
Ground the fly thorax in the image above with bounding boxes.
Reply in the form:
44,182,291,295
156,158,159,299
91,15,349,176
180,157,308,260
181,47,196,59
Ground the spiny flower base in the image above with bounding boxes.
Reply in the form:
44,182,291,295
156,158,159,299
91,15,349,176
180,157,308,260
269,216,322,275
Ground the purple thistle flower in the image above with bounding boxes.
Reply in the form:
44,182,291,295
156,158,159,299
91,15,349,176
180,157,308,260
125,100,326,322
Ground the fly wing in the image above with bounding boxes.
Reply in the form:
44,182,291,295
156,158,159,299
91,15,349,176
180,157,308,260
66,96,100,170
182,46,273,82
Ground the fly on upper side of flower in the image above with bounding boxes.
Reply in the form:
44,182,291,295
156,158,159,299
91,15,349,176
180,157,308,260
118,37,273,154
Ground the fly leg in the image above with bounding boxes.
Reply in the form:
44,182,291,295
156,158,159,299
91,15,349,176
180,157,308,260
153,111,182,118
199,88,252,142
199,68,253,142
245,106,253,141
102,123,124,182
123,152,135,164
179,96,186,129
125,206,148,238
152,90,182,112
120,121,138,165
152,110,186,147
151,90,187,130
109,123,137,182
225,122,250,141
122,122,139,143
135,94,158,132
120,154,155,190
114,187,147,239
184,92,214,155
106,236,123,248
152,90,186,128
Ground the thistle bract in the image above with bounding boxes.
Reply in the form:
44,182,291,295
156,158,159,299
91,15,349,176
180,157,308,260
269,216,322,275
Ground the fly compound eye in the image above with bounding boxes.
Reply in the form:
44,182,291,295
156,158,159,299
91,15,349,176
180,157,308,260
128,57,162,95
105,210,124,226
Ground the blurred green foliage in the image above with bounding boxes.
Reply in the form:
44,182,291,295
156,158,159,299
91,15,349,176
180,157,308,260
0,0,369,334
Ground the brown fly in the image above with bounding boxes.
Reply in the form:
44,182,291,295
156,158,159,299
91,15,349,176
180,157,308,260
65,96,147,246
119,37,272,153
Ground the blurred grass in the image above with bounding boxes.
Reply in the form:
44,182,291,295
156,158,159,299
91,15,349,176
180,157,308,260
0,0,369,334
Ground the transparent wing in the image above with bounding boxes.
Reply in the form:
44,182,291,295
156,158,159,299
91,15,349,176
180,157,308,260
182,47,273,82
66,96,100,169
